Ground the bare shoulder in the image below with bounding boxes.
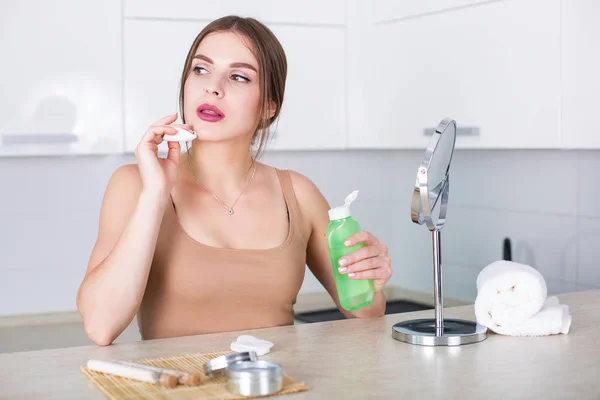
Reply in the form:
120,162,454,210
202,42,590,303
101,163,144,203
287,170,325,201
108,163,142,188
285,169,330,222
100,163,144,224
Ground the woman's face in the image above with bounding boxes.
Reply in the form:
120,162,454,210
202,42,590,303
183,31,263,143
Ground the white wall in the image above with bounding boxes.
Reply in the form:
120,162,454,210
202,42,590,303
1,148,599,316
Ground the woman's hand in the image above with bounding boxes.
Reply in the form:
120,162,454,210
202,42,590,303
134,113,192,198
337,231,392,293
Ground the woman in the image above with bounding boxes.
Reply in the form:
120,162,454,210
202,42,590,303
76,15,392,346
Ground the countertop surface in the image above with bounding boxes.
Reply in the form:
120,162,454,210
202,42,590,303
1,290,598,399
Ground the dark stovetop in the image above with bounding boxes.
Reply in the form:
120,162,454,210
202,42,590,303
294,299,432,323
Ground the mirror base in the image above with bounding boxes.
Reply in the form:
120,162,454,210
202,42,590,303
392,318,487,346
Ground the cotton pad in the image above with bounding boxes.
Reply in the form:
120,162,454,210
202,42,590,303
235,335,274,349
163,127,197,142
230,335,274,356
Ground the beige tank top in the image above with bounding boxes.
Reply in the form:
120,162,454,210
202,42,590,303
137,169,308,340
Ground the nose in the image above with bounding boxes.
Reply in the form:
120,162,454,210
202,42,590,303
203,79,223,98
204,87,221,97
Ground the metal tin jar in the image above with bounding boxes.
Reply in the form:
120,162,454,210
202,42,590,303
225,360,283,396
203,352,258,377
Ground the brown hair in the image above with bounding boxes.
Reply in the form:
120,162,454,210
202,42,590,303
178,15,287,159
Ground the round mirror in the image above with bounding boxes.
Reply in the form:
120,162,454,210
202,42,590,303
395,117,487,347
410,118,456,231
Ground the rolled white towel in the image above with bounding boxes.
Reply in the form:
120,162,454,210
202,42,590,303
486,297,572,337
475,260,547,328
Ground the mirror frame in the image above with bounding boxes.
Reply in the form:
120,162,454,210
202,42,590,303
410,118,457,231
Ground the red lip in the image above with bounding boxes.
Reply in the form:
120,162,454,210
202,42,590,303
196,103,225,122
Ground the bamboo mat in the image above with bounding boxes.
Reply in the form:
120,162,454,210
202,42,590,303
81,350,309,399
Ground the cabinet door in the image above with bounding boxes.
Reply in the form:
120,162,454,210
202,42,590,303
561,0,600,149
124,16,347,152
0,0,122,156
372,0,492,23
349,0,561,149
125,0,345,25
265,24,347,150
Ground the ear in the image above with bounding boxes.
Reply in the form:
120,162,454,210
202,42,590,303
266,100,277,119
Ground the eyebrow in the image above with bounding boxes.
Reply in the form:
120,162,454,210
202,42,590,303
193,54,257,73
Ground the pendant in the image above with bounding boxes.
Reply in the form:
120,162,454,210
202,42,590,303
227,208,234,215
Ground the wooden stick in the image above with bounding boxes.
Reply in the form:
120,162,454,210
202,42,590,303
86,359,178,388
114,360,202,386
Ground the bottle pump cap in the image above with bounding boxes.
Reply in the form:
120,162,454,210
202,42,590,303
328,190,359,221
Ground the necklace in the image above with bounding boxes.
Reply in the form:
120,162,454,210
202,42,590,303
186,152,257,215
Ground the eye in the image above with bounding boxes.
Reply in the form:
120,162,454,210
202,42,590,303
193,66,209,75
231,74,250,83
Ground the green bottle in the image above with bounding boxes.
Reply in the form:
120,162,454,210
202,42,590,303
326,190,375,311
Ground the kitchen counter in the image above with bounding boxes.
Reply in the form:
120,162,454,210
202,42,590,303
0,285,461,353
1,289,598,399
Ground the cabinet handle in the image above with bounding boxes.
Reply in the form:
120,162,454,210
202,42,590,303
423,126,480,136
1,133,78,145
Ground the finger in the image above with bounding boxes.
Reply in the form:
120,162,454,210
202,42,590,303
152,113,178,126
344,231,380,247
170,123,194,131
338,244,387,268
167,141,180,163
146,125,177,145
339,254,388,274
348,266,392,281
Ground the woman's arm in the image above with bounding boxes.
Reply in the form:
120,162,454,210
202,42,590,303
289,171,391,319
77,114,184,346
76,164,168,345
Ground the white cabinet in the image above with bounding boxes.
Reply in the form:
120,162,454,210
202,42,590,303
371,0,492,23
123,2,347,152
265,25,346,150
349,0,562,150
0,1,123,156
125,0,345,26
5,0,590,154
561,0,600,149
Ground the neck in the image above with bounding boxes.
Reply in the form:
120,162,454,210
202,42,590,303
185,139,256,200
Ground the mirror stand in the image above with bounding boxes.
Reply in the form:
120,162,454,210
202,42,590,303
391,118,487,346
392,228,487,346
